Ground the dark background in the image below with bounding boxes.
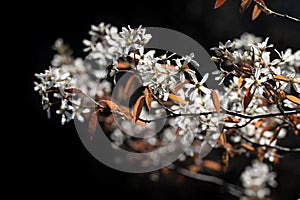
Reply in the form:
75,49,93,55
27,0,300,199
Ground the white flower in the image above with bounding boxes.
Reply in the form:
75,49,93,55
185,73,211,101
241,160,277,199
56,99,75,125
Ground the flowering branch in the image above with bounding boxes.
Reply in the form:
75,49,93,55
34,23,300,199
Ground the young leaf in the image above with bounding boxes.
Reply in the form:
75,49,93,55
243,83,256,110
221,151,229,172
214,0,226,9
169,93,187,104
203,160,221,171
119,105,133,120
240,0,253,13
133,96,145,123
286,95,300,106
123,74,141,101
104,100,119,111
240,143,255,152
252,0,265,20
144,88,152,110
252,4,262,20
211,90,221,114
238,76,246,89
269,126,281,145
89,109,100,136
273,75,289,82
117,61,130,69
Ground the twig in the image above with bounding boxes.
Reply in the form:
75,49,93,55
254,0,300,22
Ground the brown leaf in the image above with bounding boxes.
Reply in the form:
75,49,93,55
252,4,262,20
214,0,226,9
211,90,221,114
223,116,240,123
221,151,229,172
119,105,133,120
203,160,221,171
240,143,255,152
64,87,83,94
238,76,246,89
144,88,152,110
133,96,145,123
104,100,119,111
169,93,187,104
174,80,189,92
253,119,264,129
286,95,300,106
243,83,256,110
89,109,100,136
124,75,139,100
135,119,147,126
240,0,253,13
117,61,129,69
269,126,281,145
273,75,289,82
220,132,226,146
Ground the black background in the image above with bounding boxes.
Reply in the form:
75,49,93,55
27,0,300,199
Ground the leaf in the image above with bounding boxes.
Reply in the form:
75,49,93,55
273,75,289,82
252,4,262,20
240,0,253,13
119,105,133,120
223,116,240,123
169,93,187,104
89,109,100,136
144,88,152,110
211,90,221,114
238,76,246,89
243,83,256,110
133,96,145,123
203,160,221,171
174,80,188,92
221,151,229,172
64,87,83,94
214,0,226,9
104,100,119,111
117,61,129,69
286,95,300,106
240,143,255,152
124,75,139,100
269,126,281,145
219,132,226,146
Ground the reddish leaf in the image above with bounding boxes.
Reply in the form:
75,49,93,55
89,109,100,136
64,87,83,94
238,76,246,89
221,151,229,172
169,93,187,104
286,95,300,106
269,126,281,145
240,143,255,152
133,96,145,123
252,4,262,20
273,75,289,82
240,0,253,13
119,105,133,120
223,116,240,123
124,75,139,100
203,160,221,171
214,0,226,9
104,100,119,111
117,61,129,69
211,90,221,114
144,88,152,110
243,83,256,110
220,132,226,146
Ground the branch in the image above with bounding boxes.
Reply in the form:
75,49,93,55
254,0,300,22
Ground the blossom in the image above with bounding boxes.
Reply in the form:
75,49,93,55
185,73,211,101
241,160,277,199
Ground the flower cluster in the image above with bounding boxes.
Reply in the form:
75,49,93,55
34,23,300,199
